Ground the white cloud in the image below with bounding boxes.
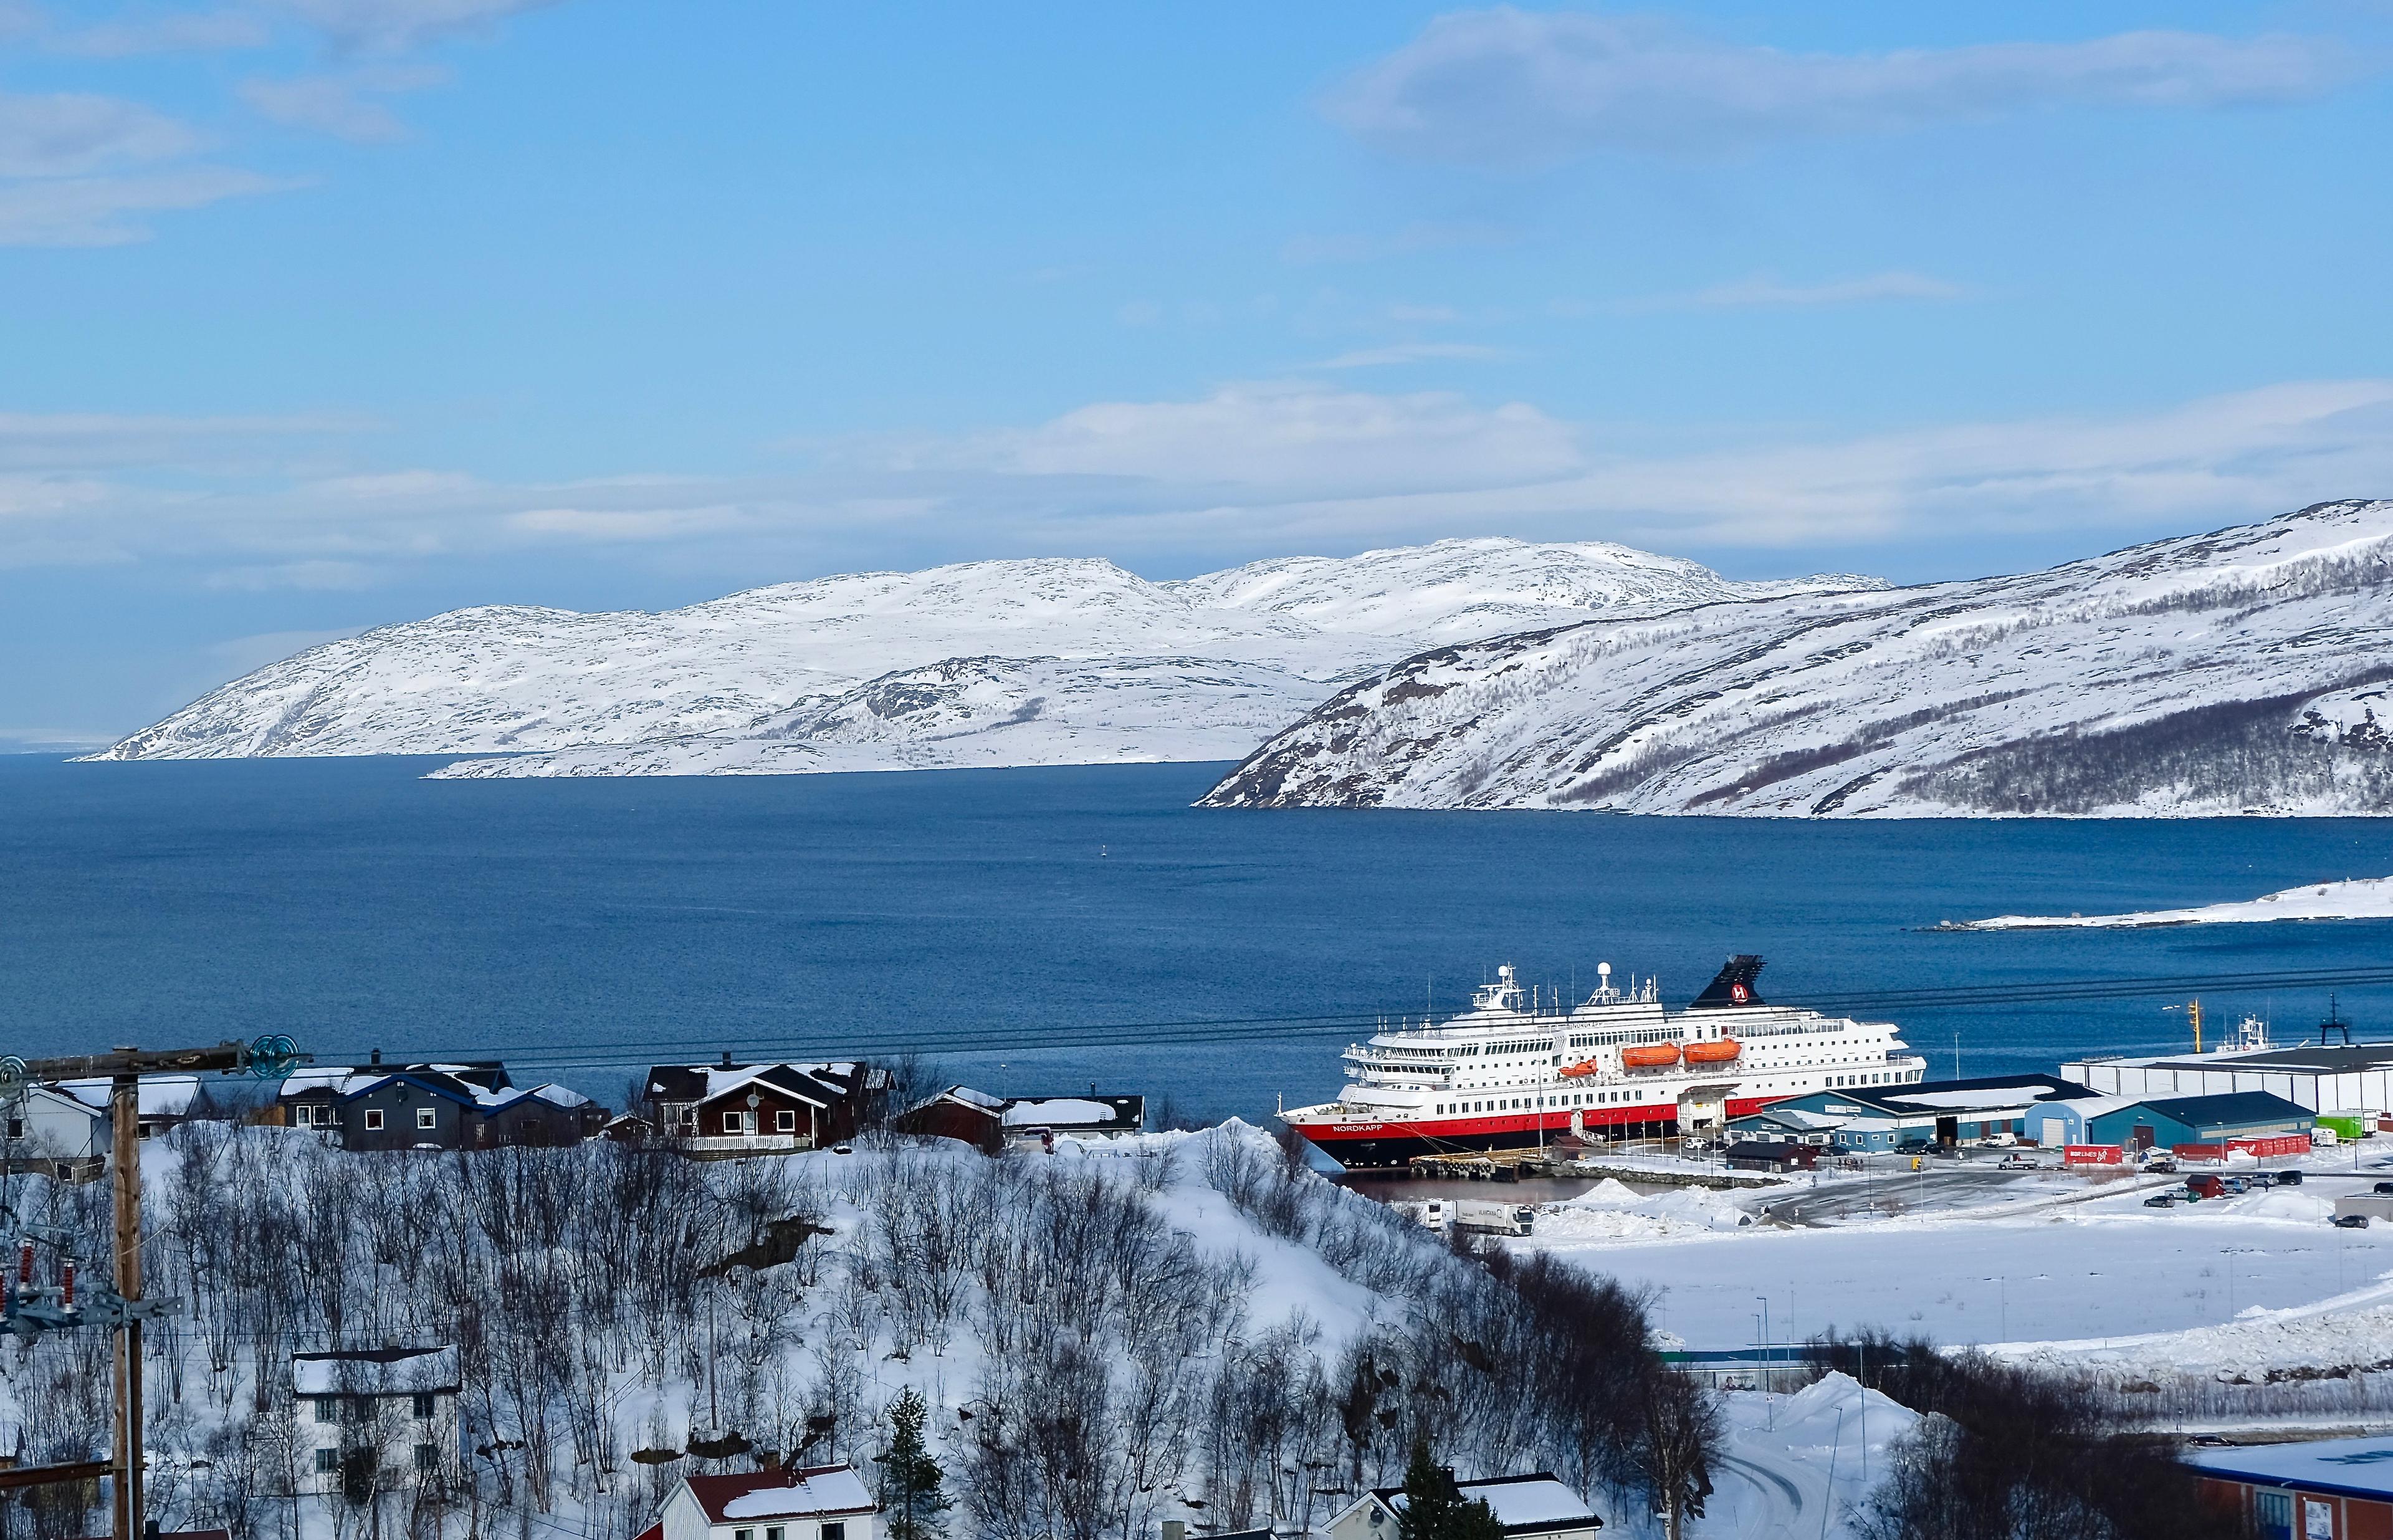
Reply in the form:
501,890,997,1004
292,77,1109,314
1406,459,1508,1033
980,380,1582,495
203,561,376,591
4,381,2389,578
1315,342,1517,368
275,0,561,52
1620,270,1972,312
0,165,300,243
1327,10,2357,165
240,67,446,142
0,90,199,176
52,9,274,56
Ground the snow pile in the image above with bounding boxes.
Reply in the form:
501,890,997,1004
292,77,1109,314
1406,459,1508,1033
2002,1279,2393,1380
1948,874,2393,930
1538,1179,1757,1242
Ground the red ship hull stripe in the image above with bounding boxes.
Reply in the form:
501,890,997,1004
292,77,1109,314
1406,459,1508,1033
1294,1097,1777,1143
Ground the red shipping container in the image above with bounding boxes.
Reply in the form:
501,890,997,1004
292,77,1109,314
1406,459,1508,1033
2063,1144,2124,1165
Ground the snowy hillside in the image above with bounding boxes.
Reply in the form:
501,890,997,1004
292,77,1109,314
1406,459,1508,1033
1947,874,2393,930
85,541,1877,777
1201,501,2393,818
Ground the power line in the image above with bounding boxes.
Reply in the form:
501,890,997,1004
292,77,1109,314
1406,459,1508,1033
336,962,2393,1078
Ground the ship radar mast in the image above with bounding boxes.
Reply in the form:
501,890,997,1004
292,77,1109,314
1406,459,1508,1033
1473,964,1526,1013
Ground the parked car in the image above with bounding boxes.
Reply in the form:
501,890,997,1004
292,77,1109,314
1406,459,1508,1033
2142,1192,2180,1208
2222,1176,2252,1195
2334,1213,2371,1230
2372,1180,2393,1195
1998,1155,2038,1170
2275,1170,2304,1187
2143,1155,2179,1174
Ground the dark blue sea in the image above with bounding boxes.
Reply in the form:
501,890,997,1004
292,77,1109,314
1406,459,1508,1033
4,754,2392,1123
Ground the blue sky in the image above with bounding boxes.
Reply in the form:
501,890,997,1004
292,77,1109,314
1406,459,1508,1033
4,1,2391,741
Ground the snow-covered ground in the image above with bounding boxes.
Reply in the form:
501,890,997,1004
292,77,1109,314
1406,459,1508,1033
1524,1161,2393,1353
1946,874,2393,930
87,538,1873,776
1203,499,2393,817
1696,1376,1919,1540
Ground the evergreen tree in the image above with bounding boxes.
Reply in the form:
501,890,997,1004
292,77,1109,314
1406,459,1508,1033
876,1388,950,1540
1396,1441,1463,1540
1450,1498,1506,1540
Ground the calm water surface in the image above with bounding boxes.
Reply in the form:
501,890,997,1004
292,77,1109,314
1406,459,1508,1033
4,755,2392,1122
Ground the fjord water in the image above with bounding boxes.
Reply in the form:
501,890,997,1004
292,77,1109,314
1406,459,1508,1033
4,754,2392,1122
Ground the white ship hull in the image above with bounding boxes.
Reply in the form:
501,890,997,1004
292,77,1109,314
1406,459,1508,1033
1285,955,1925,1166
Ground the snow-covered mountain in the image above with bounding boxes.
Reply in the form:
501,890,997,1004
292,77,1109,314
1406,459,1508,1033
88,539,1878,777
1201,500,2393,818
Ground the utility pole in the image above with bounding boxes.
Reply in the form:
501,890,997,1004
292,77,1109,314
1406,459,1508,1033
111,1068,143,1540
0,1035,303,1540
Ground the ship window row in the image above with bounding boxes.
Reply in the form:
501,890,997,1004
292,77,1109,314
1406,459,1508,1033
1442,1089,1649,1114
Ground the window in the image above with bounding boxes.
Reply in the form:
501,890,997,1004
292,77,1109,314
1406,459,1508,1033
413,1392,436,1420
416,1106,436,1131
2255,1491,2293,1540
767,1529,786,1540
315,1448,339,1473
823,1523,847,1540
775,1109,796,1133
315,1396,339,1423
414,1442,439,1472
5,1117,19,1139
364,1109,385,1131
722,1110,743,1134
735,1530,755,1540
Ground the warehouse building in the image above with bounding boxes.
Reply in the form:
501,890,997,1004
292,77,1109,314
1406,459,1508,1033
2192,1433,2393,1540
2063,1015,2393,1115
2085,1091,2314,1154
1727,1076,2091,1152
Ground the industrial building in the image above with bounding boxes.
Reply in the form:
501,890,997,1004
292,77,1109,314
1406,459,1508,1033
2192,1433,2393,1540
2083,1091,2314,1152
1727,1074,2099,1152
2063,1013,2393,1117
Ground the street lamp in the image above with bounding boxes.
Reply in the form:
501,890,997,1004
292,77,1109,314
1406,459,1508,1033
1755,1294,1774,1426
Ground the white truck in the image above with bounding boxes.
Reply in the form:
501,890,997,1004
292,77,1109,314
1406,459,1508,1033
1454,1200,1537,1237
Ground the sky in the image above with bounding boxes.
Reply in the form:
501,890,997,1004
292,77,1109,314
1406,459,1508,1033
3,1,2391,743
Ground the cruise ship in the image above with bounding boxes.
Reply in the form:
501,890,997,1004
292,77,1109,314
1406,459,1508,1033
1282,955,1926,1166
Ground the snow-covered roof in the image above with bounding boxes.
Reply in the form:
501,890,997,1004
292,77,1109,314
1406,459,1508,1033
1883,1089,2039,1114
947,1085,1004,1109
293,1346,459,1397
528,1084,591,1109
683,1465,876,1522
56,1076,199,1117
1470,1476,1601,1529
1749,1106,1848,1131
2192,1434,2393,1500
1001,1096,1142,1128
1368,1473,1597,1533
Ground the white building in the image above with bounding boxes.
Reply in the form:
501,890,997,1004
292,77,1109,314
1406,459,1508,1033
1324,1473,1602,1540
2063,1018,2393,1116
292,1345,461,1497
642,1463,879,1540
2,1084,105,1175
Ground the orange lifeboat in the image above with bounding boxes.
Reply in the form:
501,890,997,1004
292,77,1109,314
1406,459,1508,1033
1684,1038,1742,1065
1622,1044,1681,1069
1558,1059,1602,1078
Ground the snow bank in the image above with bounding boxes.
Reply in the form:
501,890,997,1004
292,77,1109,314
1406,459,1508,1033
1948,874,2393,930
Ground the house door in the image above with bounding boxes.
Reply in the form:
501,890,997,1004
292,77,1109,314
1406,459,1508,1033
2132,1124,2156,1150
